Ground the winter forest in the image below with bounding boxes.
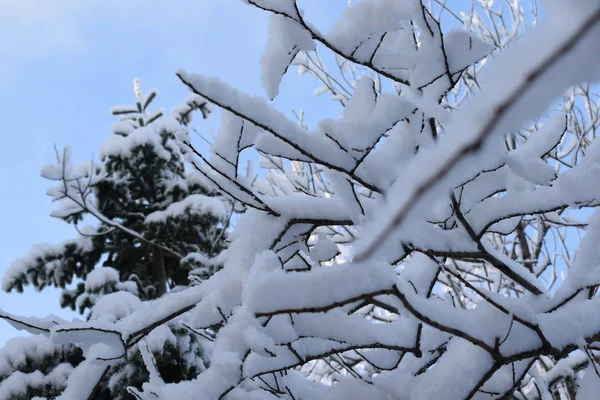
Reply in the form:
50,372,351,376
1,0,600,399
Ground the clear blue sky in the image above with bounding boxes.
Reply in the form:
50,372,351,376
0,0,350,345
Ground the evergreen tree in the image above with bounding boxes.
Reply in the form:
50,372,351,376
3,79,228,313
0,80,228,399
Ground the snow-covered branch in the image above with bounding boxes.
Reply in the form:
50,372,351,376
4,1,600,399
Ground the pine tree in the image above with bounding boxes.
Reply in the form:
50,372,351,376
0,80,228,399
3,79,228,313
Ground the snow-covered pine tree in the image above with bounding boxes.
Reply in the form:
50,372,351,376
0,80,229,399
3,79,228,313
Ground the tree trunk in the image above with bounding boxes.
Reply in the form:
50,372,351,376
153,248,167,296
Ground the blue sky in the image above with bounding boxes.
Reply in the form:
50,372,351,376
0,0,353,345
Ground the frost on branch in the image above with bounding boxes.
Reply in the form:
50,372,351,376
5,0,600,399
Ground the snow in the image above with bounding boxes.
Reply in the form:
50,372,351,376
145,194,226,223
401,85,451,125
210,111,261,179
357,1,600,261
55,355,113,400
0,335,60,377
513,114,567,158
244,261,397,315
145,324,177,354
40,146,98,183
157,116,183,136
51,323,125,359
469,160,600,235
326,0,412,56
84,267,120,290
177,70,357,171
442,29,495,74
111,120,137,136
99,125,172,161
139,339,165,385
538,298,600,350
506,154,557,185
0,364,73,400
90,291,142,323
317,76,414,153
0,310,62,335
261,14,315,100
411,340,495,400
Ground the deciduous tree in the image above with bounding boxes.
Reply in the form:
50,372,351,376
3,1,600,399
